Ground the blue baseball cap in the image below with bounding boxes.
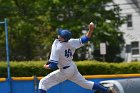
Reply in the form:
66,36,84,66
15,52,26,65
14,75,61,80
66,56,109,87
57,28,72,42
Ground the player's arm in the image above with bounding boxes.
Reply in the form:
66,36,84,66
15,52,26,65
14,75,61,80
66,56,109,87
81,22,94,43
44,41,59,70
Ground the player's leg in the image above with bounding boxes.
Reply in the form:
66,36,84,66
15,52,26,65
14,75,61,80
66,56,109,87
38,69,68,93
69,71,109,93
38,89,46,93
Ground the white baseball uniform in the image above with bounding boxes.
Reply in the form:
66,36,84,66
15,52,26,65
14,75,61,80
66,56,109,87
38,38,94,91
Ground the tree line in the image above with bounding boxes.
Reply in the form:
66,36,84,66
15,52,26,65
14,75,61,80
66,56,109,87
0,0,125,62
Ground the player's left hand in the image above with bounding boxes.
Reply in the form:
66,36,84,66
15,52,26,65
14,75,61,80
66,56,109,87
43,64,50,69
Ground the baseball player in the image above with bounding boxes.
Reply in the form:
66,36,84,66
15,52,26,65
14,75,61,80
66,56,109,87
38,22,114,93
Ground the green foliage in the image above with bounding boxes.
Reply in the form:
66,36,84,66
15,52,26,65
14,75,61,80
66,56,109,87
77,61,140,75
0,0,125,61
1,61,140,77
0,61,52,77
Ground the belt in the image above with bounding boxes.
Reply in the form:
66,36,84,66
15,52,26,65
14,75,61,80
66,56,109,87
63,66,70,69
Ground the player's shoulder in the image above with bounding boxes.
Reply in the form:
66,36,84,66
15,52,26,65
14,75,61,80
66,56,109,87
53,39,60,44
54,39,59,42
69,38,81,43
69,38,76,42
52,39,60,48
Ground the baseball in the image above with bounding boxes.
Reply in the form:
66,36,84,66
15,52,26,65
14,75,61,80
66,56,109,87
90,22,94,25
89,22,94,28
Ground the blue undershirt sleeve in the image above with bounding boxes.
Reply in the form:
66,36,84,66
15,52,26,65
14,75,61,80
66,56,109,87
48,62,58,70
81,36,90,44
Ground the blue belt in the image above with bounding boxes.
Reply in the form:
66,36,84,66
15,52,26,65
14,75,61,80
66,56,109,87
63,66,70,69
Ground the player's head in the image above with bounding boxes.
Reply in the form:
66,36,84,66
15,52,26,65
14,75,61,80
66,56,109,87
57,28,72,42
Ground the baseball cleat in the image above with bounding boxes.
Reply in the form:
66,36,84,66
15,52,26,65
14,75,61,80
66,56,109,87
94,87,116,93
108,87,116,93
94,90,101,93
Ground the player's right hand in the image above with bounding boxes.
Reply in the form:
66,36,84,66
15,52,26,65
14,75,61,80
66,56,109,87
43,64,50,69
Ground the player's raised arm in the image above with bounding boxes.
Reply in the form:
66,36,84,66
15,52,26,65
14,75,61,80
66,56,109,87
80,22,95,44
86,22,94,38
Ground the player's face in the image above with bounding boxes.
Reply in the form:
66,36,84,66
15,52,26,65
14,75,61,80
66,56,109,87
58,35,65,41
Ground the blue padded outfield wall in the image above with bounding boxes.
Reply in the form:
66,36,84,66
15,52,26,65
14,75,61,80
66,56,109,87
0,74,140,93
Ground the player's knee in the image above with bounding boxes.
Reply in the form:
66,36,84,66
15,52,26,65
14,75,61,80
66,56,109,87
38,78,53,91
38,78,47,90
39,78,45,84
39,78,44,87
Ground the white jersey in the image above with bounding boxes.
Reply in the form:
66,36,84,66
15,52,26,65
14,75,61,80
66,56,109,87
49,38,83,68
